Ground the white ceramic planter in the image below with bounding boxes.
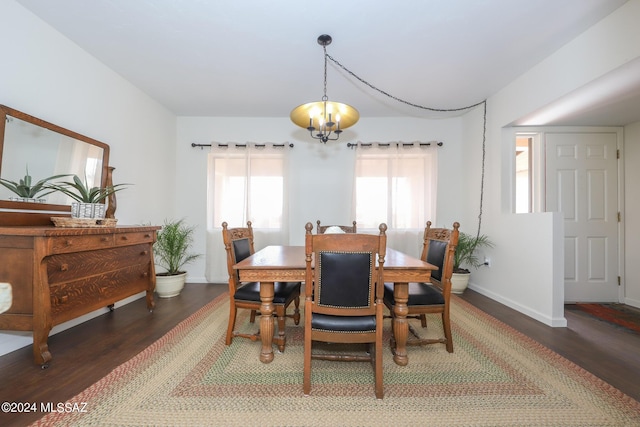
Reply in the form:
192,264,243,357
155,272,187,298
71,202,106,218
451,272,471,294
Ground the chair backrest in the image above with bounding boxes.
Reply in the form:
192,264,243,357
316,220,357,234
221,221,255,290
419,221,460,285
305,222,386,317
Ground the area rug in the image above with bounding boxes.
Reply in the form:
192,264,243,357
567,303,640,334
32,294,640,427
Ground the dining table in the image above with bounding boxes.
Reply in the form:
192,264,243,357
233,245,437,366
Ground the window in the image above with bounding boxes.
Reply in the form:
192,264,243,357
205,144,291,283
353,144,437,229
207,145,287,229
513,132,541,213
515,136,532,213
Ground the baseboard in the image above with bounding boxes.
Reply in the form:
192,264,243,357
184,275,208,284
468,284,567,327
623,296,640,310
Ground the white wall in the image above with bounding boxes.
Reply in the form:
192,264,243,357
462,0,640,325
176,116,465,283
624,120,640,307
0,1,177,356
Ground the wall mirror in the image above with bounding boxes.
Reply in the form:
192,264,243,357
0,105,110,207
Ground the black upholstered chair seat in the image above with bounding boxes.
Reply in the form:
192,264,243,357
383,282,445,307
311,313,377,333
234,281,301,304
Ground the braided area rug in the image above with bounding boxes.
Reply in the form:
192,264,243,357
32,294,640,426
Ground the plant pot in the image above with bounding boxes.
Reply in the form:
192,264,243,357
71,202,106,219
451,271,471,294
155,272,187,298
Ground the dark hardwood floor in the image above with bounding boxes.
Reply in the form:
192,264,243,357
1,284,638,426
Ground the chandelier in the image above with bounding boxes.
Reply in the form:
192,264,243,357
290,34,359,143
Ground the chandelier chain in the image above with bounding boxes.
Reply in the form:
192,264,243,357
325,51,487,236
326,53,485,113
477,100,487,239
322,45,328,101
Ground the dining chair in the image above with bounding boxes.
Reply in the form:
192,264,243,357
316,220,357,234
221,221,301,351
383,221,459,353
303,221,387,399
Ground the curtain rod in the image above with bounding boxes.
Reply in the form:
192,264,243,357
346,141,443,148
191,143,294,150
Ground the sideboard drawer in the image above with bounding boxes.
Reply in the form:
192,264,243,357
47,244,153,284
50,234,115,254
114,231,155,246
49,263,152,322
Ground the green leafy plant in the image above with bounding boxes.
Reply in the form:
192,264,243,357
453,232,494,273
47,174,130,203
154,219,201,276
0,167,70,199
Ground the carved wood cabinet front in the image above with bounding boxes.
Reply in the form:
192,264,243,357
0,225,160,365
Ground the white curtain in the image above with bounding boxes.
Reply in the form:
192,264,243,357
351,142,438,256
205,143,291,283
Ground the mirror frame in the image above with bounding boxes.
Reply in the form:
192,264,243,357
0,105,111,225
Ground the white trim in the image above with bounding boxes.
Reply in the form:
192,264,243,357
468,283,568,327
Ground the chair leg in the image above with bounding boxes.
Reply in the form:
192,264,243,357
303,319,312,396
293,296,301,325
275,305,287,352
375,336,383,399
226,303,237,345
442,311,453,353
388,308,397,352
249,309,257,323
420,314,427,328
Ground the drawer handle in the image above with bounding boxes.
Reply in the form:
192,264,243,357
101,237,109,242
142,272,149,277
65,239,72,246
141,250,149,255
144,233,151,238
60,264,68,271
55,295,69,305
121,236,128,241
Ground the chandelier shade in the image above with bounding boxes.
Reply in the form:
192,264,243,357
290,101,359,132
290,34,358,143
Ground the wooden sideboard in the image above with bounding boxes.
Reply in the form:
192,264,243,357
0,225,160,366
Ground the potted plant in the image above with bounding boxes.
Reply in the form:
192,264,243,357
47,174,130,218
0,167,70,203
153,219,201,298
451,232,494,294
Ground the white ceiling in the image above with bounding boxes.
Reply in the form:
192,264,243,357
16,0,640,125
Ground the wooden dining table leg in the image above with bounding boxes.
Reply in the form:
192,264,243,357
259,281,275,363
392,281,409,366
